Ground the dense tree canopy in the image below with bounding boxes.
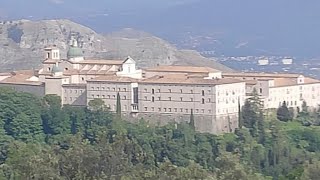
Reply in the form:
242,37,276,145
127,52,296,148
0,87,320,179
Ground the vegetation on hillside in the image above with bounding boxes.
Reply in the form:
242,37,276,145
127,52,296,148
0,87,320,179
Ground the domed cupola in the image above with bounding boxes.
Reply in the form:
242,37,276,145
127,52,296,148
52,63,63,77
67,39,84,62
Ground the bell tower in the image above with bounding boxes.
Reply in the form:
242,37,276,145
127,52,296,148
44,46,60,60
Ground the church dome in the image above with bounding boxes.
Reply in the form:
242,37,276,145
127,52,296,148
52,64,62,73
67,46,84,59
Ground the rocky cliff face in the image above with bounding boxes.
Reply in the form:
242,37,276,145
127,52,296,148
0,19,233,72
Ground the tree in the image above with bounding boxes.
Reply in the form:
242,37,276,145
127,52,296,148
257,111,266,145
88,99,105,111
241,100,258,137
116,92,121,119
238,98,243,129
41,95,70,136
189,109,195,130
277,101,292,122
248,88,263,110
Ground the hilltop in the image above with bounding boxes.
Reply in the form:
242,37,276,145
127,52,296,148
0,19,233,72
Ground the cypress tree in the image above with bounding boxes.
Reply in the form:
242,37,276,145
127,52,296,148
257,111,266,145
238,98,243,129
276,101,292,122
116,92,121,119
189,109,195,130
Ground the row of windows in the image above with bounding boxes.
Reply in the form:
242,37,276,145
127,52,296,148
143,107,211,114
217,91,237,96
145,96,211,103
90,87,127,92
64,89,84,94
64,97,75,102
217,98,237,104
217,107,238,114
146,88,208,96
278,101,298,107
90,94,127,100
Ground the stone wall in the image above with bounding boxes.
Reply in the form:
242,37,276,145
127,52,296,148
124,112,239,134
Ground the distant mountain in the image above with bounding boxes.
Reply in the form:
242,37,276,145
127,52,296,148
0,19,233,72
1,0,320,57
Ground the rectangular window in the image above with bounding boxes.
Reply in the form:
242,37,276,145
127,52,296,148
151,107,155,111
201,109,205,113
158,97,161,101
174,108,177,112
190,98,193,102
123,88,127,92
169,97,172,101
158,89,161,93
158,108,161,112
185,109,189,113
164,108,167,112
123,96,127,100
180,108,183,112
144,96,148,101
180,97,183,101
133,87,139,104
144,107,148,111
169,108,172,112
169,89,172,93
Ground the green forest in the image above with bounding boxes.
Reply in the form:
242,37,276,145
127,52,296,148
0,87,320,180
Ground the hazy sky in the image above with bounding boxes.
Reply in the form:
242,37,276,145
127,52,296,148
1,0,320,57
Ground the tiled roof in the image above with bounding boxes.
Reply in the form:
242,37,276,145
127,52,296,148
0,72,43,86
75,60,124,65
145,65,221,73
272,77,320,87
223,72,301,78
140,74,243,85
43,59,60,64
273,78,297,87
88,75,137,83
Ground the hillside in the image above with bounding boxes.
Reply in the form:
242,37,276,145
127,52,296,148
0,19,233,72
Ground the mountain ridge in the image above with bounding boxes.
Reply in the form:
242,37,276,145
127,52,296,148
0,19,233,72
